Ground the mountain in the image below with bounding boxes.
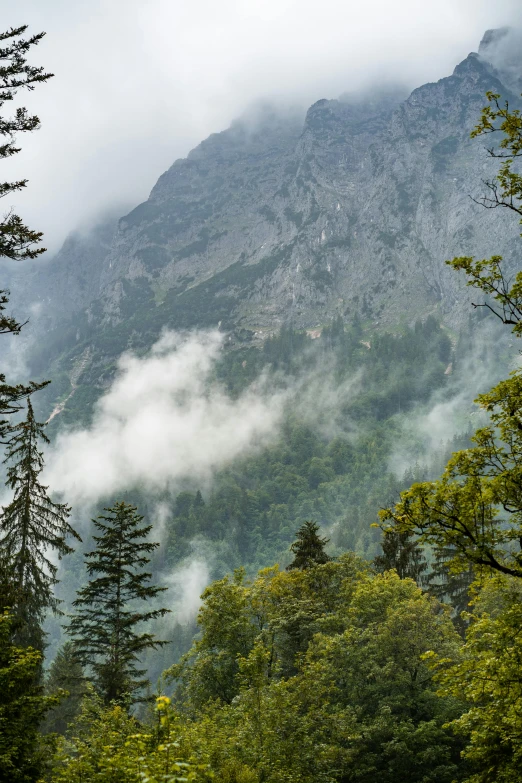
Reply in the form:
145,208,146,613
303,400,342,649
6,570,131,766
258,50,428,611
7,28,522,417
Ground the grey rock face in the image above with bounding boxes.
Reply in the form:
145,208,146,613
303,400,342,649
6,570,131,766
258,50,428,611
5,215,118,332
8,31,522,402
94,47,518,334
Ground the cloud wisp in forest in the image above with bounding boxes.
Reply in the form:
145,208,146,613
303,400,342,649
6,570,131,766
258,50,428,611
44,330,286,506
162,550,212,625
388,318,518,477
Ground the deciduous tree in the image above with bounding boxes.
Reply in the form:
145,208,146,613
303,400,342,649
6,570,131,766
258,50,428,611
379,92,522,782
50,692,199,783
426,577,522,783
172,567,465,783
0,611,56,783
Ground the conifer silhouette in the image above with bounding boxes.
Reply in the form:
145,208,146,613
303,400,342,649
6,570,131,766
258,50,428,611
68,501,169,705
374,529,428,585
43,642,86,734
0,398,79,647
0,26,53,437
287,521,331,570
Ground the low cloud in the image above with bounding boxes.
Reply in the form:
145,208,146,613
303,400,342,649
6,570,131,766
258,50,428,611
388,319,518,478
0,300,42,384
292,359,362,441
44,330,286,507
4,1,521,252
162,549,212,625
478,26,522,92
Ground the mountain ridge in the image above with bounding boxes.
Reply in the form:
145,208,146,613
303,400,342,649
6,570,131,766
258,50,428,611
7,30,522,417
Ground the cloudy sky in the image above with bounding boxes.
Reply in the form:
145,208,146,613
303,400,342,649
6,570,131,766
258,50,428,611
3,0,522,254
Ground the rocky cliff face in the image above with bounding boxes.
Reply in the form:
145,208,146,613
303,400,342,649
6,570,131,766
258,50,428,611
9,29,522,410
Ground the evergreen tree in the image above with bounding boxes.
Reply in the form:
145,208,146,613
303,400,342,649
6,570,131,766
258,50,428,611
68,502,169,706
374,529,428,585
286,521,331,570
0,26,53,438
193,489,205,509
43,642,87,735
0,399,79,648
0,25,51,260
426,546,474,634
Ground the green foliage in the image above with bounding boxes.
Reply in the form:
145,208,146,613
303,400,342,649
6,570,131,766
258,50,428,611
380,91,522,782
51,691,202,783
448,93,522,334
67,502,169,705
374,529,428,585
0,25,52,436
168,556,367,708
286,520,331,570
0,25,52,261
471,92,522,213
426,577,522,783
43,642,87,735
426,546,474,634
0,365,49,442
380,370,522,580
170,564,465,783
0,398,79,648
0,611,57,783
167,568,261,708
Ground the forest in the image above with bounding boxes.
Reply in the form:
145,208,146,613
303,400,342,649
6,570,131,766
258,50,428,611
2,22,522,783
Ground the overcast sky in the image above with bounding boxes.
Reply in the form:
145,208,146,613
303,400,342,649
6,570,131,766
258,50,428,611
2,0,522,254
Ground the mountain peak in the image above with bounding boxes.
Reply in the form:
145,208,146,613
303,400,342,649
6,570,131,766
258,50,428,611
478,27,511,56
477,26,522,94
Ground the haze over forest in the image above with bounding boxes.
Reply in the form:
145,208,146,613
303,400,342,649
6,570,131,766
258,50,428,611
2,4,522,782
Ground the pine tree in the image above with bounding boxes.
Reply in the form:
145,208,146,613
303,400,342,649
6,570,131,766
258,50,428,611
0,26,53,438
286,521,332,570
42,642,86,735
67,502,169,706
374,529,428,586
0,399,79,648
